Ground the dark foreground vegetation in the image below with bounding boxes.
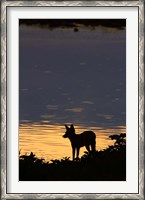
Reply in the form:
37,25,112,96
19,133,126,181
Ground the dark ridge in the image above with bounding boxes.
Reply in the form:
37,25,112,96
19,19,126,29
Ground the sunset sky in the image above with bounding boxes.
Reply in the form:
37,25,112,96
19,19,126,160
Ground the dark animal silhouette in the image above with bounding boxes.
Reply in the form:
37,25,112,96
63,124,96,160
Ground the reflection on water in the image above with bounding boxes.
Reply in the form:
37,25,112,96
19,121,126,161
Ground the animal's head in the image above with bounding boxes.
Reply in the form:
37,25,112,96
63,124,75,138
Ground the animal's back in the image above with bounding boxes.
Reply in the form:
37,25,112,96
81,131,96,138
76,131,96,147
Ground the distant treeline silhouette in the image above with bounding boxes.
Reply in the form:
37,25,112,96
19,19,126,30
19,133,126,181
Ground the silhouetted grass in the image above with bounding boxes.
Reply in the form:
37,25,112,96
19,134,126,181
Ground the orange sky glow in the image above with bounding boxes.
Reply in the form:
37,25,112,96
19,122,126,161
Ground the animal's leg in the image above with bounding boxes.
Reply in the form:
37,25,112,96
91,141,96,152
72,147,75,160
85,145,91,152
76,148,80,159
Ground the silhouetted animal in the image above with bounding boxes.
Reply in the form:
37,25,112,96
63,124,96,160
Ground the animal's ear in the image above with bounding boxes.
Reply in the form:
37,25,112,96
65,124,69,130
70,124,75,130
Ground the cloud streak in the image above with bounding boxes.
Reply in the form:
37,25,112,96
65,107,84,113
47,105,58,110
41,114,56,119
81,100,94,105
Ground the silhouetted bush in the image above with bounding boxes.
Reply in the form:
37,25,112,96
19,133,126,181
